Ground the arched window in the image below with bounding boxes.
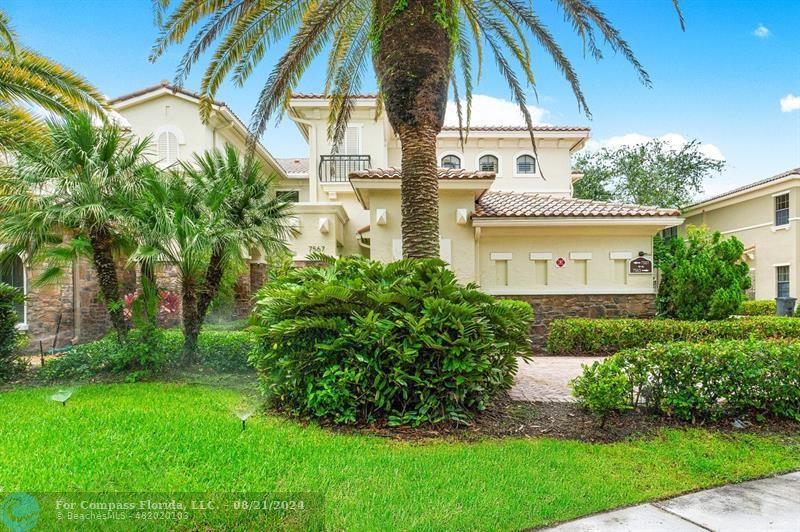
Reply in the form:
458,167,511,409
516,154,536,175
156,131,180,166
479,155,498,172
0,255,25,323
441,155,461,169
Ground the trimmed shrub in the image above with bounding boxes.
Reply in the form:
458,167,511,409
739,300,776,316
547,316,800,355
0,282,25,381
39,329,254,381
571,340,800,421
249,256,533,426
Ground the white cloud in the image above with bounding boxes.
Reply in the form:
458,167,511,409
444,94,548,127
583,132,725,161
752,24,770,38
780,94,800,113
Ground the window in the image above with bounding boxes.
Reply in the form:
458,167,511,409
661,226,678,241
0,255,25,323
276,190,300,202
156,131,179,166
777,265,790,298
516,155,536,175
441,155,461,169
775,193,789,226
479,155,498,172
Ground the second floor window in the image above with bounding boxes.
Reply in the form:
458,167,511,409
156,131,179,166
441,155,461,169
775,193,789,226
335,125,361,155
516,155,536,175
661,226,678,241
777,265,790,298
276,190,300,202
479,155,498,172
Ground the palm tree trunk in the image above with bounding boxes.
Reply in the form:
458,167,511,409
374,0,452,258
196,249,224,324
88,226,128,341
181,282,201,364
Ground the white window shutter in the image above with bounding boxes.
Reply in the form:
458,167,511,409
157,132,179,165
343,126,360,155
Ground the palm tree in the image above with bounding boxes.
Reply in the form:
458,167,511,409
0,9,107,153
132,145,295,360
151,0,684,258
0,112,153,341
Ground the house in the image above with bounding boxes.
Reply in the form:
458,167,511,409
5,81,291,349
283,94,683,344
682,168,800,301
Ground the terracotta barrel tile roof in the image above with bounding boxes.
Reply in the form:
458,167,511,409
349,167,496,180
276,157,310,174
290,93,379,99
440,125,590,132
475,192,681,218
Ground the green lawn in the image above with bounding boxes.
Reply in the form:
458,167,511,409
1,382,798,530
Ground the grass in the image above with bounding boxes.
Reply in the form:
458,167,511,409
1,382,798,530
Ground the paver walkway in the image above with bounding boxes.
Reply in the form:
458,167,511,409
542,471,800,531
511,356,604,402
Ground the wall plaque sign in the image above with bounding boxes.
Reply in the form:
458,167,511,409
629,256,653,274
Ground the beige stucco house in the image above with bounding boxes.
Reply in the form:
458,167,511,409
683,168,800,301
282,94,683,344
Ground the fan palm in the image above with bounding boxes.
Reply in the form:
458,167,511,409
0,9,107,153
151,0,683,258
131,145,295,360
0,112,153,341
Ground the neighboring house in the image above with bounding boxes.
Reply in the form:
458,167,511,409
284,94,683,344
682,168,800,301
9,82,290,349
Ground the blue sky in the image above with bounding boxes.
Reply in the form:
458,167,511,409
5,0,799,198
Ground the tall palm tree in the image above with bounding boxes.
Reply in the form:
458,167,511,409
132,145,295,360
0,112,153,341
151,0,683,258
0,9,107,153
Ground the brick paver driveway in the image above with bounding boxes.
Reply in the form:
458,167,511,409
511,357,605,402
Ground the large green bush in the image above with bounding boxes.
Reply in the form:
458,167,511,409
738,300,776,316
655,226,751,320
249,256,533,426
0,282,24,381
571,340,800,421
39,329,254,381
547,316,800,355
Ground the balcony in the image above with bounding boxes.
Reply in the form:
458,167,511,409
319,154,371,183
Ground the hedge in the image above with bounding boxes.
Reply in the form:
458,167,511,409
0,282,24,381
738,300,776,316
547,316,800,355
571,340,800,422
39,329,255,381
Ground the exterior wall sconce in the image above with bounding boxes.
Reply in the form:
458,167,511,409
319,217,330,234
375,208,387,225
456,208,468,225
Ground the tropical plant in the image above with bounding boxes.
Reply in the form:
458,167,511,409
0,282,25,381
0,9,107,152
150,0,684,258
573,138,725,209
0,112,152,340
131,145,295,360
655,225,751,320
250,255,533,425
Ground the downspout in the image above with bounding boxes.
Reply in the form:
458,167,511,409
290,115,318,202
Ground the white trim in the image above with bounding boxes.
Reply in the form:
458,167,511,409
473,216,684,228
685,174,800,213
490,252,512,261
773,262,791,267
512,151,538,177
772,225,791,232
485,288,656,296
612,251,635,261
529,252,552,261
721,221,773,234
475,152,501,174
439,150,464,169
152,124,186,144
570,252,592,260
772,190,792,197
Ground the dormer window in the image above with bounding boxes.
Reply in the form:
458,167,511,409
775,193,789,226
441,155,461,169
479,155,498,172
516,155,536,175
155,126,183,167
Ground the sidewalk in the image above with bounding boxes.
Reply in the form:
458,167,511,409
543,471,800,531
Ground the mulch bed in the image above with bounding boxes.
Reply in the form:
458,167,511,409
314,394,800,444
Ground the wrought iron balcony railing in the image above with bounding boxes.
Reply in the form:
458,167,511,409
319,154,371,183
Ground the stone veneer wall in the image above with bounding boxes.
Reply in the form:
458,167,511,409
499,293,656,353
